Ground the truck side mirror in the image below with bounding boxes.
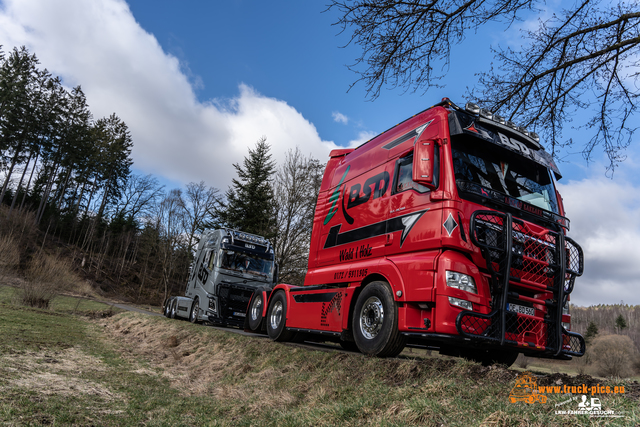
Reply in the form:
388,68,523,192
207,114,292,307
413,139,437,190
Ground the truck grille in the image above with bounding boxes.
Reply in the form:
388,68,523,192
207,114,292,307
216,283,254,327
456,210,585,357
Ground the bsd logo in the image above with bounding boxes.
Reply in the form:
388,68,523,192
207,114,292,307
197,262,209,284
498,132,531,156
347,171,390,209
343,171,390,225
324,167,390,225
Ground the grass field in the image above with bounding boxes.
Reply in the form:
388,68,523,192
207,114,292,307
0,288,638,426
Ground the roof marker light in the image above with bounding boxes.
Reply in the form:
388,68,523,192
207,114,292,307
506,121,518,130
479,108,493,120
465,102,480,114
493,114,506,125
530,132,540,143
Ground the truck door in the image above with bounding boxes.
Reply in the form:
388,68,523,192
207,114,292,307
384,119,444,303
316,161,392,267
386,152,439,254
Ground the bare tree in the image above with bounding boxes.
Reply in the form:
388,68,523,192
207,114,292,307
182,181,220,255
329,0,640,171
473,3,640,173
329,0,537,98
273,148,324,285
113,173,165,222
153,189,186,301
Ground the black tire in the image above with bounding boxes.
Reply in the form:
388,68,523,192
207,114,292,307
352,281,406,357
163,300,171,317
462,348,519,367
189,298,200,324
170,299,177,319
266,291,295,342
248,292,264,331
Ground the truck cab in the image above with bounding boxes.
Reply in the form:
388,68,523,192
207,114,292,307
249,99,585,365
165,229,276,327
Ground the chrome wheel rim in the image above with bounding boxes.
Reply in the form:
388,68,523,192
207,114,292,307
270,300,283,330
359,296,384,339
251,296,262,321
191,301,199,322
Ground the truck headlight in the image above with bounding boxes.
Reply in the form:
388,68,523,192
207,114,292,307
446,271,478,294
449,297,473,311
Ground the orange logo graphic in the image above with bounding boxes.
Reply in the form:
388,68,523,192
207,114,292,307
509,372,547,404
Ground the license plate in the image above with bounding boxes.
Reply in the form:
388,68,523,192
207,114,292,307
233,312,246,317
507,303,535,316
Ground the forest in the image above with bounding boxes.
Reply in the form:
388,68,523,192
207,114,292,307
0,46,322,305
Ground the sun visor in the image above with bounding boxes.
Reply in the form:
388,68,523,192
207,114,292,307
450,112,563,179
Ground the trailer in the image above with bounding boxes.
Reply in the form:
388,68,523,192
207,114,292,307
164,228,276,327
245,98,585,365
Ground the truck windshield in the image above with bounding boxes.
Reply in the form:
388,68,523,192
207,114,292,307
217,250,273,279
451,136,559,214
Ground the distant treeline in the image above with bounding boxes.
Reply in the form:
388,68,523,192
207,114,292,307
571,304,640,351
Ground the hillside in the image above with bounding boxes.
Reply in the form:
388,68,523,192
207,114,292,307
0,288,638,426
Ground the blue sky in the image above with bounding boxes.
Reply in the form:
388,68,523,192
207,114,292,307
1,0,639,306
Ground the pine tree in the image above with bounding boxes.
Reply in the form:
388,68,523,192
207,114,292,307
584,321,599,343
94,113,133,221
615,314,627,333
218,136,276,238
0,46,39,205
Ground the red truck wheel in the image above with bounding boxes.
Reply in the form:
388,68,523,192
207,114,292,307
352,281,406,357
266,291,295,342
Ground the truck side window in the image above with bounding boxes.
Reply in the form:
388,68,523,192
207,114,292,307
207,250,216,271
393,153,430,194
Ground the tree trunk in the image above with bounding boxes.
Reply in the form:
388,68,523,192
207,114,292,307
19,150,39,212
55,167,72,211
36,161,60,224
0,142,24,205
8,150,32,217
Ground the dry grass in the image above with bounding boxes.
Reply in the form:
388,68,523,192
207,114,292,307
0,206,38,243
0,207,98,306
98,314,526,424
21,252,84,308
2,303,637,426
0,234,20,279
0,347,118,401
103,315,266,403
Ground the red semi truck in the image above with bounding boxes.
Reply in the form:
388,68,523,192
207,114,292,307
246,99,585,365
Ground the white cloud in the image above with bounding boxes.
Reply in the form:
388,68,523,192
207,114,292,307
332,111,349,124
558,175,640,306
347,130,377,148
0,0,338,190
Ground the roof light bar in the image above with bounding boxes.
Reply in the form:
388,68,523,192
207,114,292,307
465,100,541,148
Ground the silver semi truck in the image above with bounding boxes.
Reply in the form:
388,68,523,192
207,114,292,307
163,228,276,327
